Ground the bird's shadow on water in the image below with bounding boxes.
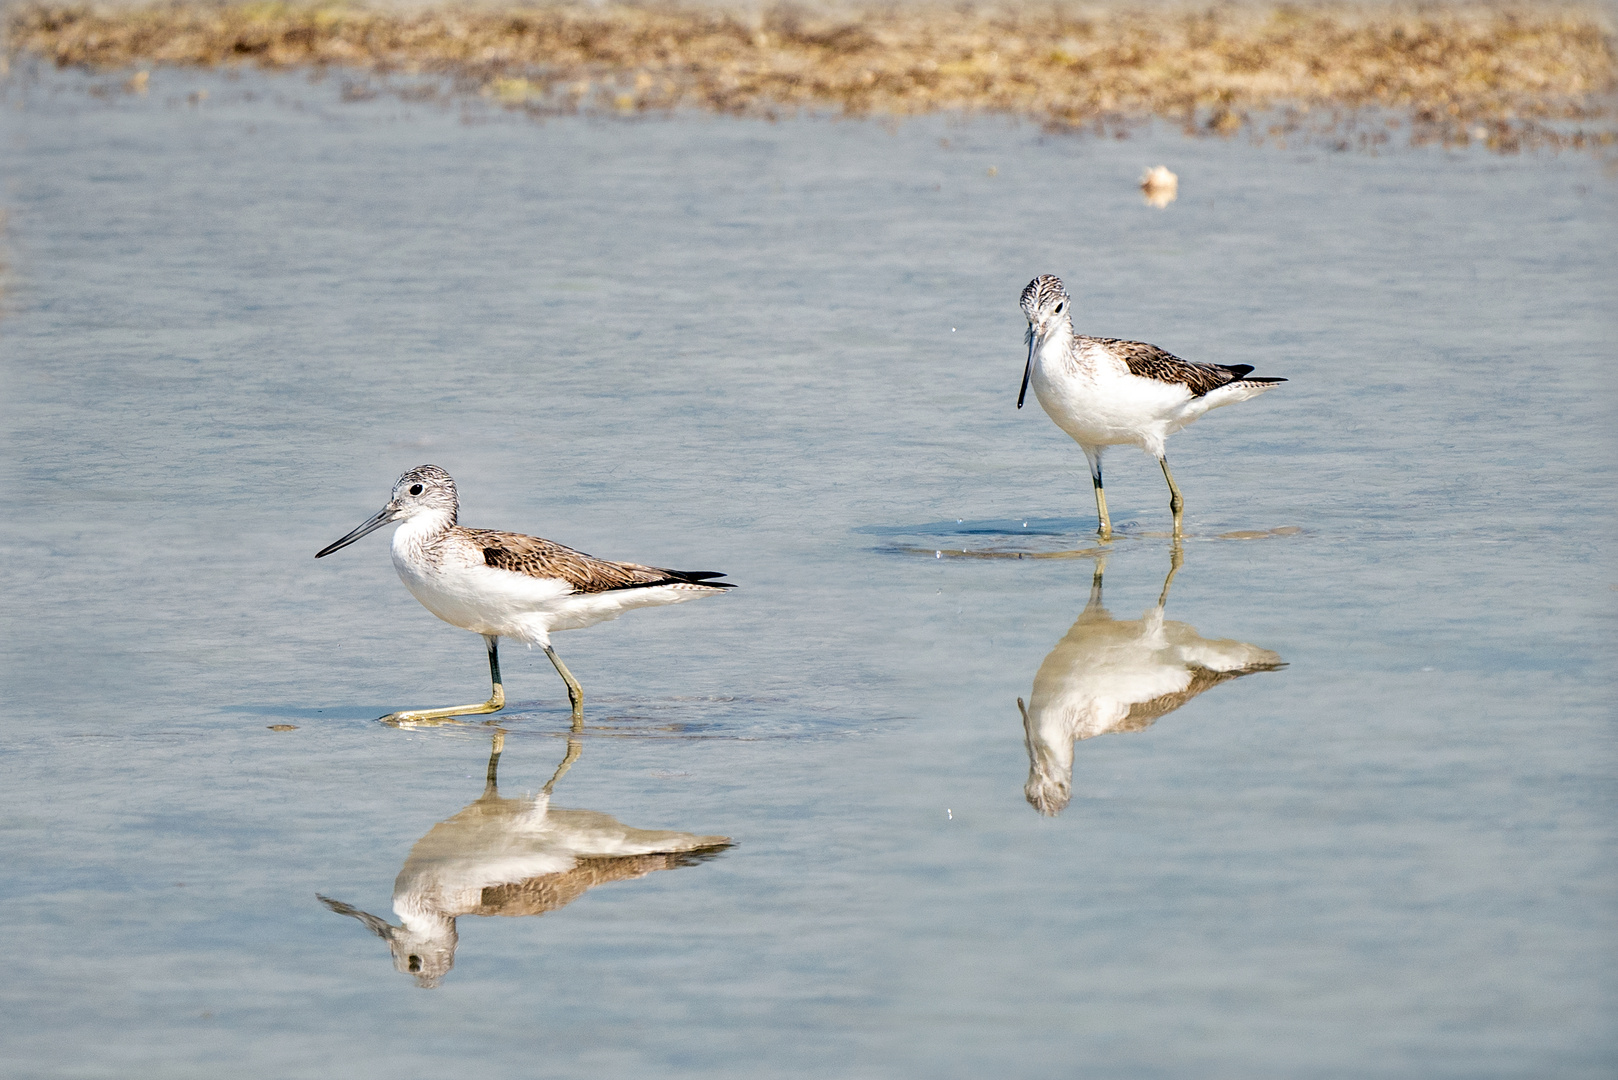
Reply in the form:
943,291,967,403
223,695,880,740
224,704,393,721
501,695,875,741
856,516,1120,559
858,516,1095,538
857,518,1305,559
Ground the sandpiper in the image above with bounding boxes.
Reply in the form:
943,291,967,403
1018,274,1285,538
315,465,734,726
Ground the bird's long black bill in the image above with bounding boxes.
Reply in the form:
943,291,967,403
1017,337,1034,409
315,506,394,558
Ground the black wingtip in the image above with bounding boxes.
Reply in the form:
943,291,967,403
681,573,737,589
603,570,737,593
666,570,739,589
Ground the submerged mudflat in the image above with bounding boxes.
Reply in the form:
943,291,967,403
1,65,1615,1073
7,1,1616,150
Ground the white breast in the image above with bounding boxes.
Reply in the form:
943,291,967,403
1032,336,1197,450
393,550,570,636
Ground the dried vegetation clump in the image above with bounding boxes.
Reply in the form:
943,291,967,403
6,1,1616,150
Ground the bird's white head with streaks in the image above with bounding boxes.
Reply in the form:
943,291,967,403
1017,274,1074,409
1020,274,1073,340
314,464,460,559
388,464,459,523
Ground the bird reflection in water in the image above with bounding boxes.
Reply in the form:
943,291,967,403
319,729,731,986
1019,548,1284,815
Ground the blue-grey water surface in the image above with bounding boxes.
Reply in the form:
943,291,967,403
1,66,1614,1078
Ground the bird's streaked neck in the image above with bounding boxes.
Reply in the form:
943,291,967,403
392,507,457,552
1034,317,1075,356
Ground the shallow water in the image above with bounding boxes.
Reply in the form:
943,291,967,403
1,67,1614,1078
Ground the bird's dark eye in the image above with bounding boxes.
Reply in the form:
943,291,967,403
1054,302,1066,314
408,484,424,496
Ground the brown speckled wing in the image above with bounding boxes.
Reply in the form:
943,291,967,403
463,528,733,595
1087,337,1254,398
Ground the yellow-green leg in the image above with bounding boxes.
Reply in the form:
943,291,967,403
1084,447,1112,540
1159,456,1184,538
379,634,506,727
1093,482,1112,540
542,643,585,725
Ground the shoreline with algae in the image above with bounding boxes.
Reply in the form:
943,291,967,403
4,2,1615,152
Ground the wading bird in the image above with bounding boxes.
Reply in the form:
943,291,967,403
316,465,734,725
1019,274,1285,538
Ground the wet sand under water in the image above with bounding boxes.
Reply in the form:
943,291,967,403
0,66,1614,1078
